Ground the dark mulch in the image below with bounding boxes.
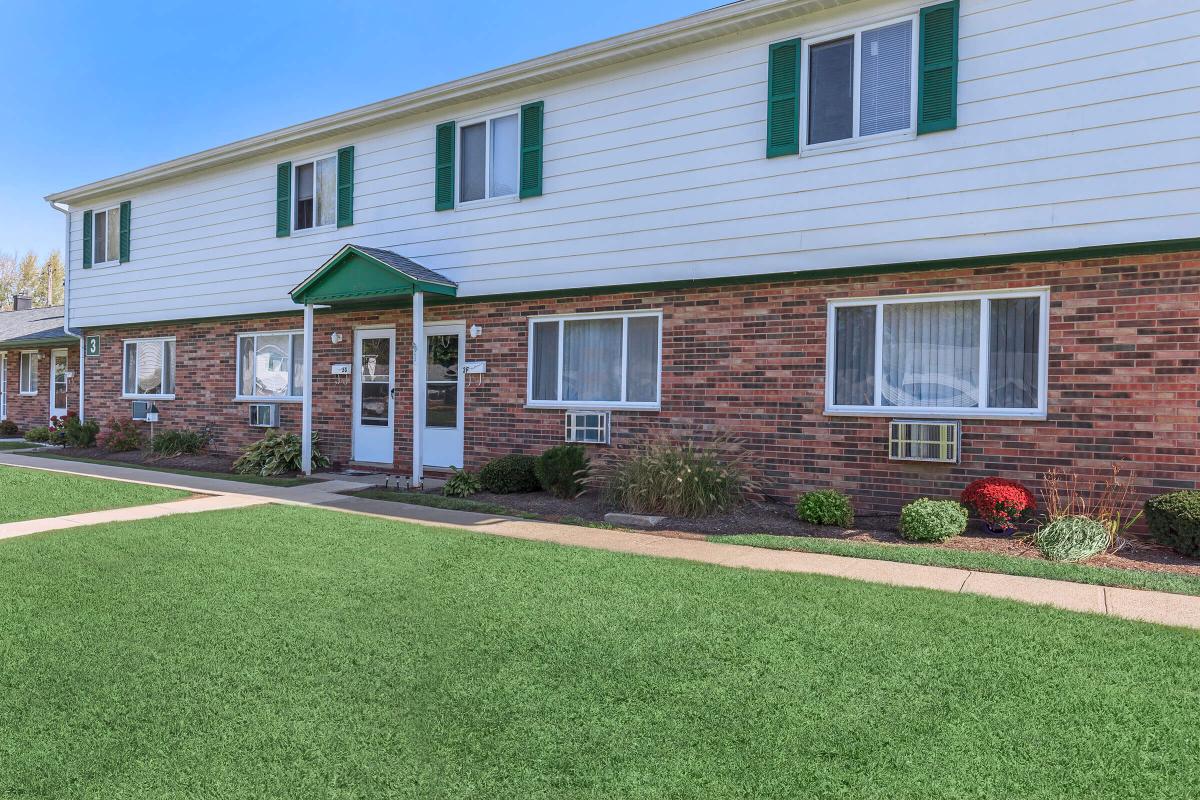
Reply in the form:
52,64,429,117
448,487,1200,579
52,447,241,473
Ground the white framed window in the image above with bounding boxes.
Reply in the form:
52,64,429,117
236,331,305,401
457,111,520,205
527,311,662,409
19,352,37,395
803,15,918,148
293,154,338,232
92,205,122,266
123,338,175,399
825,288,1049,419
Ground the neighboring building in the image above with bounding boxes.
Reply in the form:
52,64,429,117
45,0,1200,509
0,297,75,431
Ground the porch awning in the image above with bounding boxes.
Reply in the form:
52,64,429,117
290,244,457,305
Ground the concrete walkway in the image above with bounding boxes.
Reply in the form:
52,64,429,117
0,493,269,541
2,451,1199,630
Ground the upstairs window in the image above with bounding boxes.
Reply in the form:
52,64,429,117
528,312,661,409
806,17,916,146
458,113,519,204
92,205,121,266
123,338,176,398
826,290,1048,418
237,332,305,400
294,155,338,231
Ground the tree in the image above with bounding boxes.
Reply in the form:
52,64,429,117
0,250,64,309
34,251,64,307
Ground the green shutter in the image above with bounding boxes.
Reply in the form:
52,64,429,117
917,1,960,134
118,200,131,263
82,210,93,269
766,38,802,158
276,162,292,237
336,146,355,228
434,121,456,211
519,100,544,199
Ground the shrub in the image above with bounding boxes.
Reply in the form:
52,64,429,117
479,454,540,494
151,428,210,457
443,467,482,498
1145,491,1200,558
1042,465,1141,547
233,431,329,476
596,438,755,518
796,490,854,528
1034,515,1110,562
60,414,100,448
899,499,968,542
23,426,50,444
961,477,1035,530
535,444,590,499
97,419,145,452
0,419,17,436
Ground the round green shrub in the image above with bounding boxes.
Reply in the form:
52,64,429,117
479,454,540,494
0,419,18,437
23,426,50,444
1145,491,1200,557
796,490,854,528
898,499,968,542
1034,515,1110,562
535,444,590,499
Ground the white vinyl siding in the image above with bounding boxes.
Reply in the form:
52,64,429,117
123,338,175,399
18,352,37,395
825,288,1049,420
62,1,1200,327
528,311,661,409
236,331,305,400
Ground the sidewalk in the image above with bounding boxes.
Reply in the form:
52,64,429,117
3,451,1199,630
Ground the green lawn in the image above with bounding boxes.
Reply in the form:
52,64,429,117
1,505,1198,799
20,450,317,487
0,465,189,523
0,441,36,450
717,533,1200,597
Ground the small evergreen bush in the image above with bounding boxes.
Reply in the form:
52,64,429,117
479,454,540,494
598,439,755,518
1144,491,1200,557
233,431,329,476
97,419,145,452
1034,515,1110,562
899,499,968,542
443,467,482,498
23,426,50,444
535,444,590,499
151,428,211,457
0,419,18,436
60,414,100,448
796,490,854,527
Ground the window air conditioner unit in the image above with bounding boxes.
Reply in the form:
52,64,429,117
888,420,960,464
565,410,610,444
131,400,150,421
249,403,280,428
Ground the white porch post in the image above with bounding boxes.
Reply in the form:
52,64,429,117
302,303,315,475
411,290,425,488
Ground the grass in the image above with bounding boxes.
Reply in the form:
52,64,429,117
0,441,37,450
351,487,538,518
716,533,1200,597
0,464,189,523
1,504,1198,799
20,450,317,487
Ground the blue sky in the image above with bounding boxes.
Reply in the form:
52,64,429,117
0,0,715,258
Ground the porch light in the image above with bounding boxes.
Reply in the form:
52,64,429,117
469,324,482,338
330,332,344,344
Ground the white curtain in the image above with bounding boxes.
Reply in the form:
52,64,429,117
882,300,979,407
626,316,659,402
490,114,519,197
563,318,622,402
316,156,337,227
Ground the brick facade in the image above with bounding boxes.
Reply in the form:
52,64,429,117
1,345,78,432
80,249,1200,513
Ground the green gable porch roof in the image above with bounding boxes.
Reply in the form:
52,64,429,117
290,245,457,305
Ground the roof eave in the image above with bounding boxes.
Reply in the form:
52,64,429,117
45,0,852,205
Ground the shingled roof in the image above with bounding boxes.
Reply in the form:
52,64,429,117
0,305,71,347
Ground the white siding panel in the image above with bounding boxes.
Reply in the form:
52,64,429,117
67,0,1200,328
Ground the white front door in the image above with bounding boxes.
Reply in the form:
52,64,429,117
423,324,465,469
50,349,68,418
352,328,396,464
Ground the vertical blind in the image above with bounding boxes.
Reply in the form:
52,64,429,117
834,305,875,405
530,315,660,405
988,297,1040,409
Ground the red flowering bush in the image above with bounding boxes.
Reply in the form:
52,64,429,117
961,477,1036,529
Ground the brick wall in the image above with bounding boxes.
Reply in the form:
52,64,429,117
80,249,1200,512
1,345,78,432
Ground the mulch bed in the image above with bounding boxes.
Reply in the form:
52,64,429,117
445,488,1200,579
49,447,242,473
